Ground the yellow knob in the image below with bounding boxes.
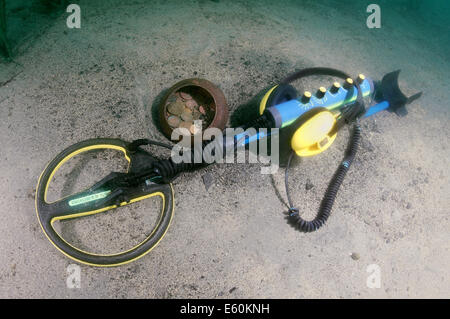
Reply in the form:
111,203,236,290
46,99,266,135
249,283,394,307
357,74,365,84
330,82,341,94
344,78,354,89
301,91,312,103
316,87,326,98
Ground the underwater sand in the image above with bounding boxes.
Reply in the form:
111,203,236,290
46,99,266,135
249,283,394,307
0,0,449,298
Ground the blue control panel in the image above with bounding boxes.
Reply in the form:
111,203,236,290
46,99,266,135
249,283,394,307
270,78,374,128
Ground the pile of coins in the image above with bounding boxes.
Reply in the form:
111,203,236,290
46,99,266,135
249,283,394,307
166,91,210,135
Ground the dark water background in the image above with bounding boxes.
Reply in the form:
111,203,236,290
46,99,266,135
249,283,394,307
1,0,449,58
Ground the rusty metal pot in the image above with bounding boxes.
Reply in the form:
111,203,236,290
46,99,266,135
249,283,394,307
158,78,228,141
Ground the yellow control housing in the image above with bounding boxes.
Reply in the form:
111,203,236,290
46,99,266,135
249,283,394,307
259,85,278,115
291,110,338,157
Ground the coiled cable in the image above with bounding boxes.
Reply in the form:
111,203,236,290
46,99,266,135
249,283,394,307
286,122,361,232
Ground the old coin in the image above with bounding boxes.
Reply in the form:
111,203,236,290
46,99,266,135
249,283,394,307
179,91,193,100
167,100,185,115
167,115,181,128
185,99,198,109
181,109,193,122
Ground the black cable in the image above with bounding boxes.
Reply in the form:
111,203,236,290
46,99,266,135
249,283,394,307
133,113,275,183
286,122,361,232
152,139,215,183
284,150,297,211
